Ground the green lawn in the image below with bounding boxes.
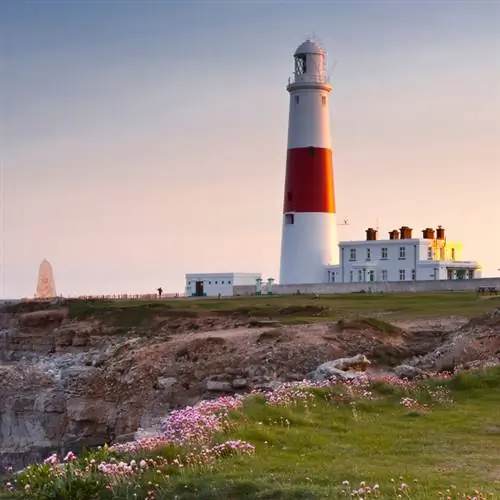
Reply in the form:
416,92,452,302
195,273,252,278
154,370,500,499
65,292,500,326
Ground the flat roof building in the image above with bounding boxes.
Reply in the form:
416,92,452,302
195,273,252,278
185,272,262,297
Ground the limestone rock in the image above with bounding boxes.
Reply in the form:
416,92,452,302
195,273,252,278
156,377,177,391
393,364,428,380
231,378,248,389
309,354,371,382
206,380,233,392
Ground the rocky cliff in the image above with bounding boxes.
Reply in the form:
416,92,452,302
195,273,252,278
1,299,497,472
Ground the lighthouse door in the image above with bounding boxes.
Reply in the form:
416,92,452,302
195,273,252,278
195,280,204,297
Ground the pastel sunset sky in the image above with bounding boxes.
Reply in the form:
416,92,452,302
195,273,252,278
1,0,499,298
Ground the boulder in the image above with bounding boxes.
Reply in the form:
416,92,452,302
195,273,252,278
308,354,371,382
231,378,248,389
205,380,233,392
156,377,177,391
393,364,428,380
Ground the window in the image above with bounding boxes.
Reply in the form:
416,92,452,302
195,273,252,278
427,247,433,260
451,248,456,260
358,270,363,282
411,269,416,280
321,95,326,106
399,269,406,281
381,270,388,281
349,248,357,261
215,281,218,284
285,213,295,224
208,281,211,284
188,281,191,285
330,272,336,283
295,54,307,75
381,247,388,260
287,191,292,202
221,281,224,284
399,246,406,259
366,248,371,261
349,271,354,282
295,95,300,104
368,270,375,282
228,280,232,284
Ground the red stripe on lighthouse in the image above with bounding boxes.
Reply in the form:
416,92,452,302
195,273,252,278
283,147,336,213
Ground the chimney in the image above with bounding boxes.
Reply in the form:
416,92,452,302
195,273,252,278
400,226,413,240
365,228,378,241
389,230,400,240
422,228,435,239
436,225,445,240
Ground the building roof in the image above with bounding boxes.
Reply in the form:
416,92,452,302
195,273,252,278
294,39,324,56
185,272,261,277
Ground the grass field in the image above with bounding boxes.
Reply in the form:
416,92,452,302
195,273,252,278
5,367,500,499
66,291,500,326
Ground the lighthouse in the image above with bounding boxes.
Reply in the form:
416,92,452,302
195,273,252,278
279,39,338,285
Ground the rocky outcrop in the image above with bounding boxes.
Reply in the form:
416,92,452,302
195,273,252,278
0,301,485,472
393,364,429,380
308,354,371,381
410,308,500,371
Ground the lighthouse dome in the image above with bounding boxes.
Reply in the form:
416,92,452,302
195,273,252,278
294,39,324,56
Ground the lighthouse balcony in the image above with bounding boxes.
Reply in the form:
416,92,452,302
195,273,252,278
288,74,331,85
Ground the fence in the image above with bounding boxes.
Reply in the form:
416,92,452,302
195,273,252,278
17,293,184,302
233,277,500,296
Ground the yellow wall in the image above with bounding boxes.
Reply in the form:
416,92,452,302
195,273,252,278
429,240,463,261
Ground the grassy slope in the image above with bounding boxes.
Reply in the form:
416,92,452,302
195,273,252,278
66,292,500,326
160,369,500,499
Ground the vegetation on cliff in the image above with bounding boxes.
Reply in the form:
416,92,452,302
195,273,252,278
2,365,499,499
62,291,500,326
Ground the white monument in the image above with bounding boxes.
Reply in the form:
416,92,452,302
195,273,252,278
35,259,57,299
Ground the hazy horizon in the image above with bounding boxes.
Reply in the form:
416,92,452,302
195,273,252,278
1,1,499,298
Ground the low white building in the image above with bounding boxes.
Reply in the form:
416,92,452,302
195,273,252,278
326,225,482,284
185,272,262,297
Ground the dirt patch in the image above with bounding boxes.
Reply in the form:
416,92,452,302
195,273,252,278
175,336,227,362
278,305,328,316
464,309,500,328
337,317,403,336
255,329,295,344
18,309,67,328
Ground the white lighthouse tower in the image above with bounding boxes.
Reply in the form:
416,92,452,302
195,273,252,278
279,39,338,285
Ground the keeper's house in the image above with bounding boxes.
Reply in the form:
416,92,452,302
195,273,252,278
326,225,482,284
185,272,262,297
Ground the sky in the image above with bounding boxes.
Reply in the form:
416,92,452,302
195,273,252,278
1,0,499,298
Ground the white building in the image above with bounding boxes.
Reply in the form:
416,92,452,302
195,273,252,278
326,226,482,284
185,273,262,297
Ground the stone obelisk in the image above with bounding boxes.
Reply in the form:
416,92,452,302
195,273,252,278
35,259,57,299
